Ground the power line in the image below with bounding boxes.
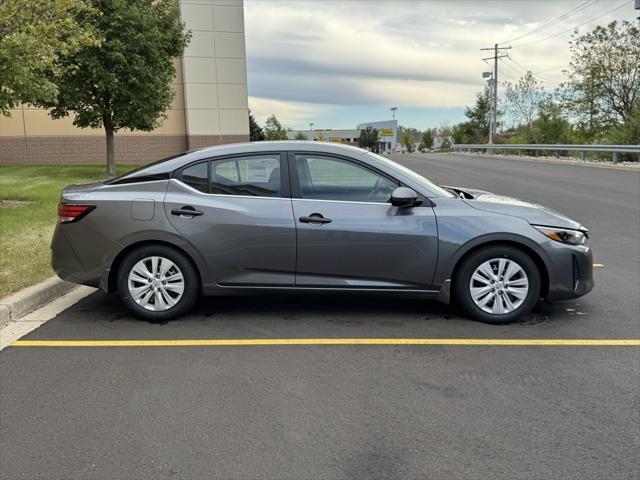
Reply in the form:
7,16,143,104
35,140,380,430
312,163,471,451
511,0,633,48
499,57,527,76
506,56,553,82
499,0,599,45
487,57,519,81
493,62,520,82
499,58,563,89
533,65,567,75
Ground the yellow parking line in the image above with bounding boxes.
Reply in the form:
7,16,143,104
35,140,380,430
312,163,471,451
593,263,605,268
10,338,640,347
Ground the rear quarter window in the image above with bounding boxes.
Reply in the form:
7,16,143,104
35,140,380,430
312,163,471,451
181,162,209,193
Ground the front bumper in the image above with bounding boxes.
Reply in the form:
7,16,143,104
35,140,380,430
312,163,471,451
545,242,594,301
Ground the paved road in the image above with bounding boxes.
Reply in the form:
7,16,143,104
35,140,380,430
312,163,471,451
393,153,640,334
1,153,639,479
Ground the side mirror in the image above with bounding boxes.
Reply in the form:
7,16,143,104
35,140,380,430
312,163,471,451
390,187,418,207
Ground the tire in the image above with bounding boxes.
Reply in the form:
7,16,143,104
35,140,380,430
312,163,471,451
116,245,200,321
453,245,541,324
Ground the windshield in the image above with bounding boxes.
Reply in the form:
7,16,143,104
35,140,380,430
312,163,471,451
365,152,455,198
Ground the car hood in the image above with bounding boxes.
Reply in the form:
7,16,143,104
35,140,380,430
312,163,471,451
442,186,585,230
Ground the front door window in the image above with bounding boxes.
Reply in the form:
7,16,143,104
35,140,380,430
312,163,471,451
295,154,397,203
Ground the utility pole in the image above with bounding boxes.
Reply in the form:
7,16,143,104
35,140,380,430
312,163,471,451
481,44,511,144
390,107,398,153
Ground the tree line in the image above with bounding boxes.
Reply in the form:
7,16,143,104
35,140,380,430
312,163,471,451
251,21,639,157
454,20,639,148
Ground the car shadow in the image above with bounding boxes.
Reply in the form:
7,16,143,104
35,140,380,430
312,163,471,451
62,289,585,330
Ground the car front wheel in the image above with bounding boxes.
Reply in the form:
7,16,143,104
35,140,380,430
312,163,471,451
117,245,199,321
454,246,541,324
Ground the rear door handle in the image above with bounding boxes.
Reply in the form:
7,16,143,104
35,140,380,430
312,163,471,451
171,206,203,217
299,214,332,224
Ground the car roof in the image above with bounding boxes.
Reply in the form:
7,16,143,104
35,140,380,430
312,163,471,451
112,141,371,182
193,141,369,158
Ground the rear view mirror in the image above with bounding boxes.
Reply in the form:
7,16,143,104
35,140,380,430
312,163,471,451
390,187,418,207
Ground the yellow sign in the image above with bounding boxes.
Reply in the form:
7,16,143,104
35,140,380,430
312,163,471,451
379,128,393,137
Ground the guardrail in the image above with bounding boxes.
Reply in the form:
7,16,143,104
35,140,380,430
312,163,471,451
452,144,640,164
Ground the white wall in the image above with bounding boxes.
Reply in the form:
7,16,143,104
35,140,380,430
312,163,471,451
179,0,249,138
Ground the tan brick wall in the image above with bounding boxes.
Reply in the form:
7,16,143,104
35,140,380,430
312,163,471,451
0,134,250,165
187,134,250,150
0,135,187,165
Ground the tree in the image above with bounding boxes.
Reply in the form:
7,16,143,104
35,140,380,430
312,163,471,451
401,131,414,153
437,122,453,149
419,129,434,150
294,132,307,140
315,130,326,142
249,110,265,141
465,86,492,135
601,100,640,146
47,0,190,175
531,99,573,144
398,126,421,145
451,123,469,145
358,127,379,152
503,71,549,140
454,86,494,144
0,0,97,116
562,20,640,136
263,114,288,140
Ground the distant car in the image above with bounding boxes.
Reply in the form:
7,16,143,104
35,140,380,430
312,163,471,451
51,142,593,323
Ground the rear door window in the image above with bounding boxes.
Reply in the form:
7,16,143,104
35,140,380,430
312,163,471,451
211,154,281,197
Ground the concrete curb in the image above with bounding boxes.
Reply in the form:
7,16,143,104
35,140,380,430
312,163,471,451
0,277,77,328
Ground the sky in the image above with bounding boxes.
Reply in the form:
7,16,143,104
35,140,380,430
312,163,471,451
243,0,636,131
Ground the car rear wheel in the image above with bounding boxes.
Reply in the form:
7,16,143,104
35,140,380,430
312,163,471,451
117,245,199,321
453,246,541,324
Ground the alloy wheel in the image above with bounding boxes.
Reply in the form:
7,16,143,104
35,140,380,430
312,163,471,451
469,258,529,315
127,256,185,311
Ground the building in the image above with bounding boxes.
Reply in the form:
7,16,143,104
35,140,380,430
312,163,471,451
0,0,249,165
286,119,398,153
357,120,398,153
286,129,360,144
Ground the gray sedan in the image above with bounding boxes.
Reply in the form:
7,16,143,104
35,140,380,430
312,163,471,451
51,142,594,323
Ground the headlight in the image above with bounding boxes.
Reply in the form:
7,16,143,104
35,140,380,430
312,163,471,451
533,226,588,246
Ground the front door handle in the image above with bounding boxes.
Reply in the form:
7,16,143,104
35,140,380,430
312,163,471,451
171,206,203,217
299,213,332,224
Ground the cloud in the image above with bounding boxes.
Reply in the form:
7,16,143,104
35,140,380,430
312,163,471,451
446,19,477,27
248,96,327,126
244,0,634,126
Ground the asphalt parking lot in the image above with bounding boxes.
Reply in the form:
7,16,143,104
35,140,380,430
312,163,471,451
1,153,639,479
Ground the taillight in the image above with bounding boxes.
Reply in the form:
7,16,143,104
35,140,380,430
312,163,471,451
58,203,95,224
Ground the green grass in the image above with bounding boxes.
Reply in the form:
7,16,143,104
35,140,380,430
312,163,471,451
0,165,133,298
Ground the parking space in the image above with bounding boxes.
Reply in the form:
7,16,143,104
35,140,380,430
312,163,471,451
1,153,639,479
